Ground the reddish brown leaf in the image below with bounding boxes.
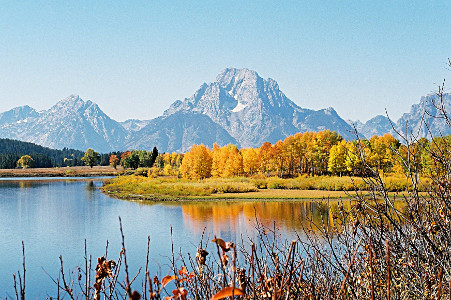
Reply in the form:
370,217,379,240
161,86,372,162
172,287,188,300
211,238,230,252
178,277,187,284
178,266,188,276
210,287,245,300
160,275,177,290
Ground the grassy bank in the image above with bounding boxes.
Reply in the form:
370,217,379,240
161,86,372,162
0,165,120,177
101,174,430,200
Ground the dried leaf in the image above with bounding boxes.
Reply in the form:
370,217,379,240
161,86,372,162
210,287,245,300
212,238,231,252
160,275,177,290
178,266,188,276
172,287,188,300
212,238,227,250
196,248,209,265
178,277,187,284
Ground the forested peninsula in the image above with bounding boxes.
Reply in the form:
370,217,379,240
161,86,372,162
102,130,436,200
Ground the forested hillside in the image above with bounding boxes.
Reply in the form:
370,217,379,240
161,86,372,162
0,138,87,168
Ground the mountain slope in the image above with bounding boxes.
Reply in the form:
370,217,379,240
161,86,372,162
354,93,451,139
0,95,128,152
125,111,238,153
0,105,39,126
395,93,451,138
354,115,393,138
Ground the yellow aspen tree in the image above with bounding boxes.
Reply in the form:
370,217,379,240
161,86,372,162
211,143,224,177
272,140,285,177
242,148,259,175
328,140,348,175
180,144,212,179
258,142,273,175
345,140,371,176
170,152,178,166
311,130,341,175
224,145,243,177
282,135,299,177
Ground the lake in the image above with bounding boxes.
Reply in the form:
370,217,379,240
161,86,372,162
0,177,339,298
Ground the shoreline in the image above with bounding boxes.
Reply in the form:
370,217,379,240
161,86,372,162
100,175,424,202
101,184,413,202
0,166,120,178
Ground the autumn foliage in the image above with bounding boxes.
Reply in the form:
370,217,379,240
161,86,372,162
180,144,213,179
171,130,442,180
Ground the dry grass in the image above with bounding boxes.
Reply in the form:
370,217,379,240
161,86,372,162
195,189,351,199
101,176,259,200
0,166,120,177
101,175,429,201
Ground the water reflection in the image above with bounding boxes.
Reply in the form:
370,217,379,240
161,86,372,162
0,178,407,298
19,181,34,188
159,201,349,234
161,200,407,235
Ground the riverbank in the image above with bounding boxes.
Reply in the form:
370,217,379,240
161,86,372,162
101,175,427,201
0,166,121,177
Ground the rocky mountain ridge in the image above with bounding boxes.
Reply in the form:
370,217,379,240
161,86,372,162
1,68,449,153
164,68,356,146
352,93,451,139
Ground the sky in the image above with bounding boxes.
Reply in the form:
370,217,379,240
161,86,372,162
0,1,450,123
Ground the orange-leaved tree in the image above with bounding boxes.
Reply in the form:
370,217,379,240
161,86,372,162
109,154,119,169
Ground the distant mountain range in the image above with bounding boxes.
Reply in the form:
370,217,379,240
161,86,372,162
0,68,450,152
350,93,451,139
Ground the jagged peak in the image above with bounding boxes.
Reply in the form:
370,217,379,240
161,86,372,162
52,95,100,111
4,105,36,113
215,67,260,89
61,94,81,102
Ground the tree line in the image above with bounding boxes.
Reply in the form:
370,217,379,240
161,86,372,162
5,131,444,179
174,130,444,179
0,138,85,168
0,138,124,169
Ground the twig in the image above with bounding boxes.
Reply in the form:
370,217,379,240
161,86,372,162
119,216,132,298
386,240,390,300
336,238,362,300
144,236,150,300
369,237,375,300
60,255,75,300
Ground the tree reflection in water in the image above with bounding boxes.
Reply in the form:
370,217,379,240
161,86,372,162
163,200,406,235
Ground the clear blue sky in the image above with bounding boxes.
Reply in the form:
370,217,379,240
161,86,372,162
0,1,450,122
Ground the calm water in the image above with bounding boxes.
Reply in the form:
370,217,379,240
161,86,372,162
0,178,339,298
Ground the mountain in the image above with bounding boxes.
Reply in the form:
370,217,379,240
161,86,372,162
0,68,359,152
0,105,39,126
395,93,451,138
125,112,238,153
120,119,151,132
0,95,128,153
354,93,451,139
352,115,393,139
164,68,356,147
14,68,451,153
